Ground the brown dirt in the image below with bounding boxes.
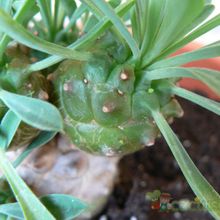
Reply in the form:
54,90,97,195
94,96,220,220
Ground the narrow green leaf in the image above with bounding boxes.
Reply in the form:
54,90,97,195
12,0,27,11
152,111,220,220
176,4,214,41
36,0,52,34
0,149,56,220
81,0,103,19
0,0,13,48
0,0,13,13
0,203,22,220
141,0,205,67
0,90,63,131
0,110,21,150
55,4,87,42
0,194,87,220
13,131,56,168
140,67,220,96
130,5,139,45
40,194,87,220
81,0,124,34
91,0,140,60
135,0,147,45
0,214,7,220
0,8,91,61
60,0,77,17
140,0,167,57
155,13,220,61
28,0,135,72
191,68,220,96
12,0,39,25
172,86,220,116
149,41,220,69
53,0,63,34
0,0,38,59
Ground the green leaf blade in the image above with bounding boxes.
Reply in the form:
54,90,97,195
152,111,220,219
0,8,91,61
91,0,140,60
0,203,23,220
0,149,56,220
0,110,21,150
28,0,135,72
13,131,56,168
149,41,220,69
0,194,87,220
0,90,63,132
41,194,88,220
0,0,38,59
36,0,52,33
140,67,220,96
141,0,205,67
155,13,220,61
172,87,220,116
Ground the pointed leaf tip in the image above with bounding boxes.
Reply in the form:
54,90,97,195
0,90,63,132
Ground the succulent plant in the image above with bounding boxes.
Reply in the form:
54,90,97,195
0,45,51,149
53,32,183,156
53,1,220,218
0,0,219,220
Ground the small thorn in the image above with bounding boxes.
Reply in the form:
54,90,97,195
102,106,111,113
83,78,88,84
102,103,115,113
63,82,72,92
117,89,124,96
120,71,128,81
145,140,155,147
27,83,32,89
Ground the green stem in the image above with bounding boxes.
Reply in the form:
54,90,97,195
0,149,55,220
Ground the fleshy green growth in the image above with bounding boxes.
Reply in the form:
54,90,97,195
53,33,183,156
0,46,50,149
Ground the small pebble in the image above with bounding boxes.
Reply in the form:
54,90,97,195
130,216,138,220
183,139,191,148
174,212,181,219
99,215,108,220
140,181,147,187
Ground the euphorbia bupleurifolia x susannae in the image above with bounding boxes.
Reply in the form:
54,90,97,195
0,0,220,219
